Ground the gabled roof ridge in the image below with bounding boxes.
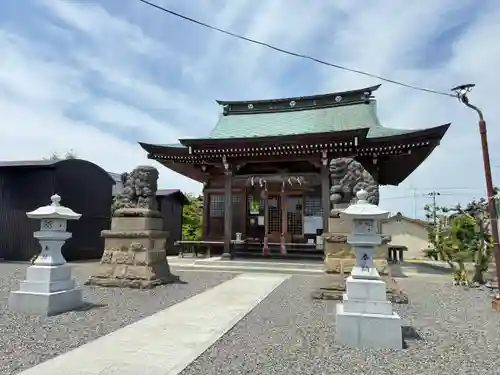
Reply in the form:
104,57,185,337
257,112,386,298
215,85,381,106
382,212,428,227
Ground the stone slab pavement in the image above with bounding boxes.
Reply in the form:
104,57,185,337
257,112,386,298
16,273,290,375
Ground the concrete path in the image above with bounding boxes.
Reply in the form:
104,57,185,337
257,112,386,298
166,257,452,279
17,273,290,375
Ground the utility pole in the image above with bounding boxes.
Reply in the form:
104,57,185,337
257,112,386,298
409,184,417,218
428,191,441,225
452,84,500,296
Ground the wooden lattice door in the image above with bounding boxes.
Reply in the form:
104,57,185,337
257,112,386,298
286,196,303,236
266,194,282,242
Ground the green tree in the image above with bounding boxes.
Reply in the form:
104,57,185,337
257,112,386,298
453,199,494,284
45,149,78,160
423,195,496,285
182,194,203,241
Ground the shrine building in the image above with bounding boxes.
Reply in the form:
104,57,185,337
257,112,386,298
139,85,449,259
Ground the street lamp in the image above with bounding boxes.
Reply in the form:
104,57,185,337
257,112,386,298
451,84,500,296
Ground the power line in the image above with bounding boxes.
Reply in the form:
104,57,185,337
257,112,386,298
138,0,456,98
409,185,418,218
402,187,485,191
382,192,485,200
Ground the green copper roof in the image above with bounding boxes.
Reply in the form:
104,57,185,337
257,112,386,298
161,143,185,148
209,101,418,139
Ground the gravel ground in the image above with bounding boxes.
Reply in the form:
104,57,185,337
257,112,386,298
180,276,500,375
0,262,237,375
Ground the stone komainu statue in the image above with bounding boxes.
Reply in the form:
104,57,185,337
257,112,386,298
111,165,159,213
329,157,379,206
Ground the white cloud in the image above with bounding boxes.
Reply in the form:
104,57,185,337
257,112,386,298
1,0,500,217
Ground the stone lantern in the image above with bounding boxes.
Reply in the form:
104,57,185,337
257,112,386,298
335,190,403,349
8,194,84,315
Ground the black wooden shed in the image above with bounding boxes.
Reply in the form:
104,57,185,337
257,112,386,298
156,189,188,255
0,159,115,261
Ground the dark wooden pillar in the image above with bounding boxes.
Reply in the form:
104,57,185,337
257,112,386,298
321,151,330,234
280,189,287,255
371,159,380,204
222,170,233,259
263,191,269,256
202,188,210,240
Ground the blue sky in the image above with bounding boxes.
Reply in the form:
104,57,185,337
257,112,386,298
1,0,500,218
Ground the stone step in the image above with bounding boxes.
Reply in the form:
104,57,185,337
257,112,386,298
194,259,324,270
169,263,324,276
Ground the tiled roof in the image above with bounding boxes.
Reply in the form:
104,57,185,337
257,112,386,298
156,189,189,204
382,213,428,227
208,101,421,140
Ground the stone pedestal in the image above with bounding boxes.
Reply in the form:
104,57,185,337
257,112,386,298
8,194,83,316
336,275,403,349
86,208,178,289
9,264,83,316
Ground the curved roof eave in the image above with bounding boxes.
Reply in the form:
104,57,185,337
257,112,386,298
367,123,451,142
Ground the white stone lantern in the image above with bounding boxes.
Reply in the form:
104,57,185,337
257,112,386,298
335,190,403,349
8,194,84,315
341,190,389,280
28,194,81,265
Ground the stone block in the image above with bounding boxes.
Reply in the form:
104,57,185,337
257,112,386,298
19,279,76,294
111,251,135,265
336,304,403,349
93,264,115,278
113,265,128,279
153,238,167,251
345,277,387,301
324,258,390,276
9,288,83,316
324,239,353,259
342,296,394,315
103,237,153,251
124,265,155,280
101,250,113,264
328,217,352,233
111,217,163,231
113,208,162,218
324,239,387,261
26,264,72,282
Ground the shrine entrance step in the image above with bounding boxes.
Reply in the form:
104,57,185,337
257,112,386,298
234,242,324,260
168,257,324,276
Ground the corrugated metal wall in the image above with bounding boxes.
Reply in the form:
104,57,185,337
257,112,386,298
0,160,114,261
55,159,114,261
0,167,55,260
